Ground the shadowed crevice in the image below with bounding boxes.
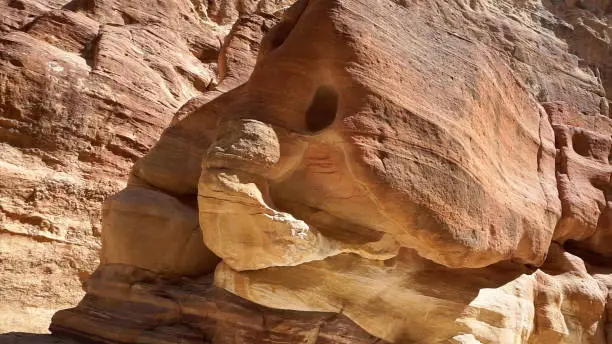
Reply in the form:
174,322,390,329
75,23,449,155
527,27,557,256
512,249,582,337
305,85,338,133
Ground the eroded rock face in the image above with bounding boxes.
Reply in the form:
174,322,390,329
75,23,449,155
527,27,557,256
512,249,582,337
200,0,564,271
51,264,385,344
45,0,612,343
0,0,288,334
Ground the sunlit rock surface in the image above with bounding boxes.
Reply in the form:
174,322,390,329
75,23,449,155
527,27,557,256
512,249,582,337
0,0,289,334
3,0,612,342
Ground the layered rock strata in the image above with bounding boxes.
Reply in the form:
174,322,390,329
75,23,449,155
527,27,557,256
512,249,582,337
36,0,612,342
51,264,386,344
0,0,288,333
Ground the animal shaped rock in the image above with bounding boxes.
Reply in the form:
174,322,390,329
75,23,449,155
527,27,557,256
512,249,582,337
49,0,612,343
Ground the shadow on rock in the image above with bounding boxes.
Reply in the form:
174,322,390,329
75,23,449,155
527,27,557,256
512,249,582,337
0,333,81,344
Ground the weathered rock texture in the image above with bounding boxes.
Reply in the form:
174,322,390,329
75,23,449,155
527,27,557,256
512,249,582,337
51,264,385,344
0,0,288,334
10,0,612,342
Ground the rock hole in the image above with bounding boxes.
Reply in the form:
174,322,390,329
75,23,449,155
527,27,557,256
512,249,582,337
257,0,310,59
572,131,591,157
305,86,338,133
82,34,101,69
8,58,24,67
574,0,587,10
8,0,26,10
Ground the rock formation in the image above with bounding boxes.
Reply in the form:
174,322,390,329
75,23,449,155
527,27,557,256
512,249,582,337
53,0,612,342
1,0,612,342
0,0,288,334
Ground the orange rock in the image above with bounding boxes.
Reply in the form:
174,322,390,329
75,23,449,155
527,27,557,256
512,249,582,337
3,0,612,342
0,0,288,334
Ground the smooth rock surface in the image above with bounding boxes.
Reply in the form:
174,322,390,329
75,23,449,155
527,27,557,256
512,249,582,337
216,243,607,343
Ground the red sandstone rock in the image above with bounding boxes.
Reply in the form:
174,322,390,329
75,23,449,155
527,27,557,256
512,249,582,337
0,0,288,333
50,264,386,344
3,0,612,342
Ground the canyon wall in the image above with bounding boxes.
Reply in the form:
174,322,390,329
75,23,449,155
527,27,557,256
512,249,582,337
0,0,287,333
3,0,612,343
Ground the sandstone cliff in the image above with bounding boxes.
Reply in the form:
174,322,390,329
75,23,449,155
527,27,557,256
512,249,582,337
3,0,612,343
0,0,287,334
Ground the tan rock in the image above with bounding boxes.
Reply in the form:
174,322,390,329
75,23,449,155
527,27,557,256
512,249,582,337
134,7,283,194
35,0,612,343
195,0,609,341
50,264,386,344
542,102,612,260
216,243,607,343
0,0,286,334
198,0,562,272
101,186,218,276
206,0,288,25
